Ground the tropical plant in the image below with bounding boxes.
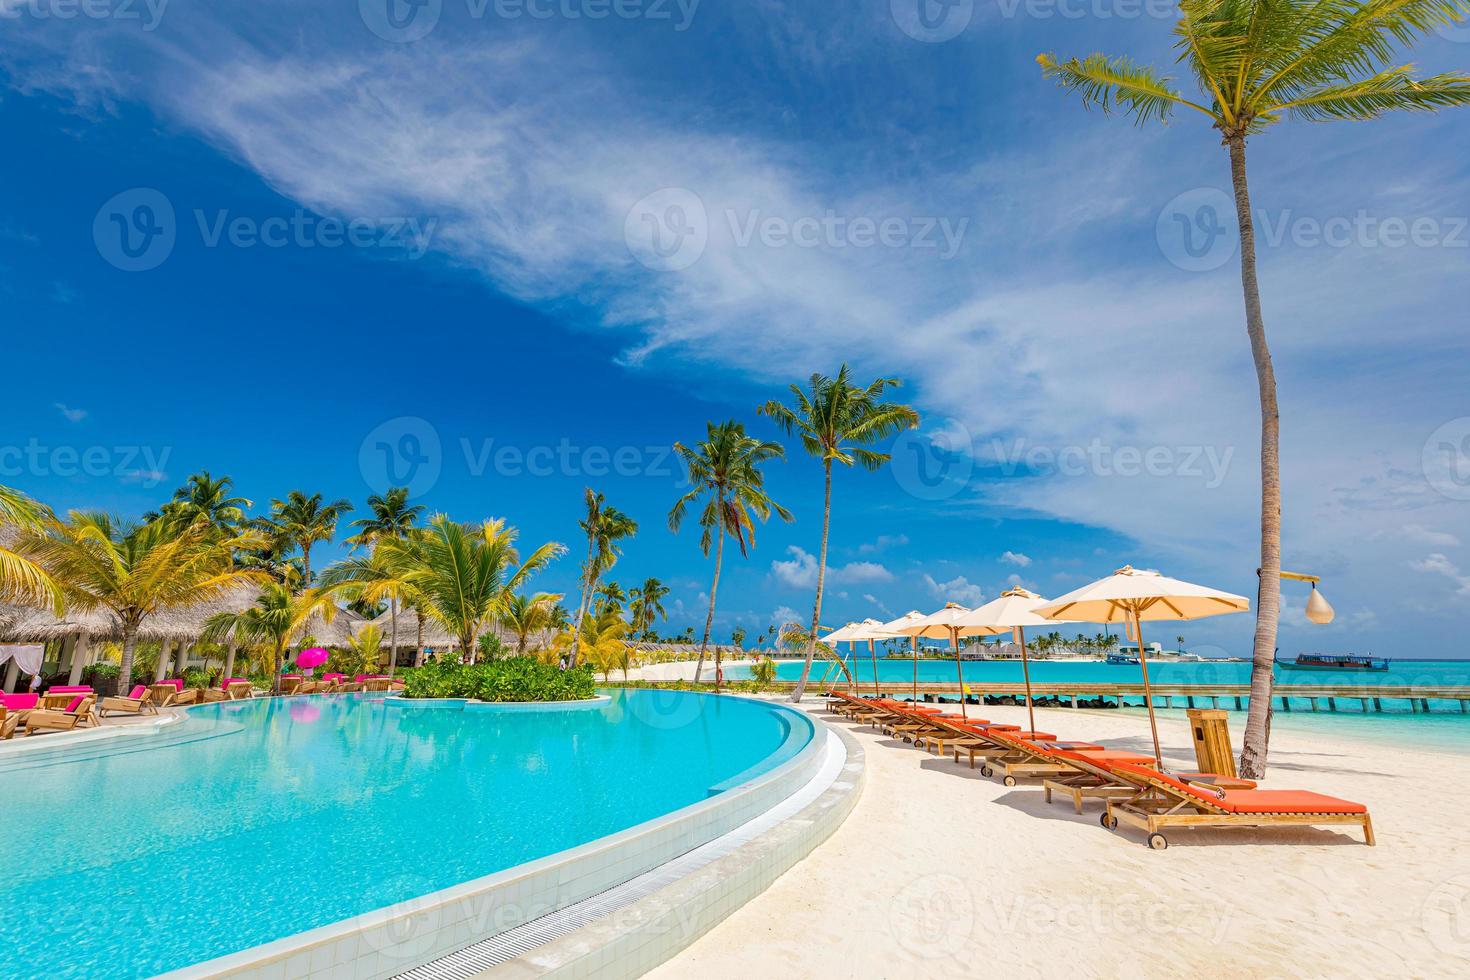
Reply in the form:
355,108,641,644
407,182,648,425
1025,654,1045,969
319,545,419,676
394,515,564,663
670,420,793,692
731,625,747,649
498,591,563,655
627,577,670,639
402,655,595,702
748,655,777,691
0,484,61,612
24,513,264,690
563,605,633,681
595,580,626,614
569,489,638,668
158,471,252,532
1038,0,1470,776
330,622,384,677
345,487,424,551
265,491,353,587
760,365,919,702
200,581,338,694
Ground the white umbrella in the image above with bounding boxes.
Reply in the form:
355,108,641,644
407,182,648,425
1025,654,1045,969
897,603,975,717
954,587,1074,733
845,618,903,696
818,622,863,692
881,610,928,705
1035,566,1250,765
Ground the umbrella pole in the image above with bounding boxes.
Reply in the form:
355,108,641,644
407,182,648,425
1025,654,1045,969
1016,626,1035,733
1133,611,1163,767
911,636,918,706
870,639,880,698
952,629,966,720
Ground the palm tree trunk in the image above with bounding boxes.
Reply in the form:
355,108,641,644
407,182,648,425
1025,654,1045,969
569,534,597,669
118,626,139,692
301,544,311,591
272,641,285,696
388,597,399,678
790,459,833,703
1227,134,1282,780
695,499,726,691
415,609,425,667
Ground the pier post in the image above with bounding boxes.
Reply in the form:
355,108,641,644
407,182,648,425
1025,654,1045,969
1211,696,1220,710
1185,696,1195,709
1234,697,1243,710
1163,696,1172,709
1071,695,1078,709
1420,698,1431,713
1373,698,1383,712
1360,698,1369,712
1461,700,1468,714
1410,699,1418,713
1309,698,1319,712
1327,697,1337,712
1279,697,1291,712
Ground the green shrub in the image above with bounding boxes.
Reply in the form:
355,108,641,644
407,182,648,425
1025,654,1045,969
402,656,595,702
749,658,777,691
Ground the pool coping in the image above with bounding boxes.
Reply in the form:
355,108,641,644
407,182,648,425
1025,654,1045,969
159,691,827,980
383,695,613,712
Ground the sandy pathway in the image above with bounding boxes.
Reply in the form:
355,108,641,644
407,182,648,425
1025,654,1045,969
650,699,1470,978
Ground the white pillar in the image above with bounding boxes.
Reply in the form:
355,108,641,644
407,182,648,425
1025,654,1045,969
58,636,78,681
155,640,174,682
223,642,238,680
3,660,18,693
68,635,92,685
176,642,194,673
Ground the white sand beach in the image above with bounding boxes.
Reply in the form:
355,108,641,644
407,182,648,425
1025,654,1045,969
623,658,758,681
651,699,1470,979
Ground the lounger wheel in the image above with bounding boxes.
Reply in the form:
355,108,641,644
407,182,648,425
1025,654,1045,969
1100,813,1118,831
1147,833,1168,851
979,765,994,777
1002,776,1018,787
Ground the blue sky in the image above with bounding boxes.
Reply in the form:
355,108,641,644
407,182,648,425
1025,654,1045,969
2,2,1468,655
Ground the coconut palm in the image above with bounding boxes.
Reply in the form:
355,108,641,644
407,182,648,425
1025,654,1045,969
161,471,252,532
627,577,670,640
560,605,632,681
498,591,564,655
1039,0,1470,776
24,513,265,690
569,489,638,668
731,626,747,649
670,420,793,692
397,515,564,662
595,580,626,614
345,487,424,551
760,366,919,702
318,546,419,676
266,491,353,587
201,581,338,694
0,484,61,612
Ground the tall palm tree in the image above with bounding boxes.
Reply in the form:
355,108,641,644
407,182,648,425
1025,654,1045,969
731,625,747,649
345,487,424,551
397,515,564,661
24,513,264,689
1039,0,1470,776
670,420,793,692
628,577,670,639
163,471,252,532
0,484,61,612
569,489,638,668
339,486,423,671
201,581,338,694
267,491,353,587
498,591,563,655
318,546,419,676
595,580,626,614
760,366,919,702
557,605,632,680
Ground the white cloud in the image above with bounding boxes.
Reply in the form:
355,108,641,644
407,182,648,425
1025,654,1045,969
770,546,893,590
999,550,1031,567
922,573,984,607
1401,525,1462,548
1408,553,1470,598
858,534,909,555
861,593,892,616
54,403,86,423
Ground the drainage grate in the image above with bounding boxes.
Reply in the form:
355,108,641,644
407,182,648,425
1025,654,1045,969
395,730,845,979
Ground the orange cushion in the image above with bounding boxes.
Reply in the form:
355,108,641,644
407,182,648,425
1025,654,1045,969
1015,732,1058,741
1219,790,1367,815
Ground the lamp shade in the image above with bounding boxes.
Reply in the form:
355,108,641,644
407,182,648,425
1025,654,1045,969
1305,586,1335,625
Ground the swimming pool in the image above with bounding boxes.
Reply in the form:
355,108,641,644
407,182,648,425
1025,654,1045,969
0,690,815,979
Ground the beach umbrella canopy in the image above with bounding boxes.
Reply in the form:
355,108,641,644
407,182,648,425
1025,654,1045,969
842,619,902,695
821,622,866,644
897,603,975,717
296,647,330,672
881,610,929,706
954,588,1075,733
1035,566,1250,765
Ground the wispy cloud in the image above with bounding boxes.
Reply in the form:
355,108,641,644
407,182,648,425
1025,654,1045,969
770,545,892,590
54,403,86,423
1000,550,1031,567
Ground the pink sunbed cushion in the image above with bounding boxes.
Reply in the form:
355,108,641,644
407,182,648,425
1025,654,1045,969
223,678,250,688
3,693,40,710
322,673,344,682
127,685,148,699
50,685,92,694
65,695,86,713
161,679,184,691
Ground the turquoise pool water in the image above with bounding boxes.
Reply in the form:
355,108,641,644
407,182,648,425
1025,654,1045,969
0,690,811,979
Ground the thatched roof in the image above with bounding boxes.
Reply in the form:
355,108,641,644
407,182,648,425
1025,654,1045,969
366,607,558,652
0,602,123,642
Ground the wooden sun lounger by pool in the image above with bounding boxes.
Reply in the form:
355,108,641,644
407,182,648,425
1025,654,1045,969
23,695,99,734
1100,762,1375,849
99,685,157,717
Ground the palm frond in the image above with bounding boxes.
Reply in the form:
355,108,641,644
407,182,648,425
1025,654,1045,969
1037,52,1215,124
